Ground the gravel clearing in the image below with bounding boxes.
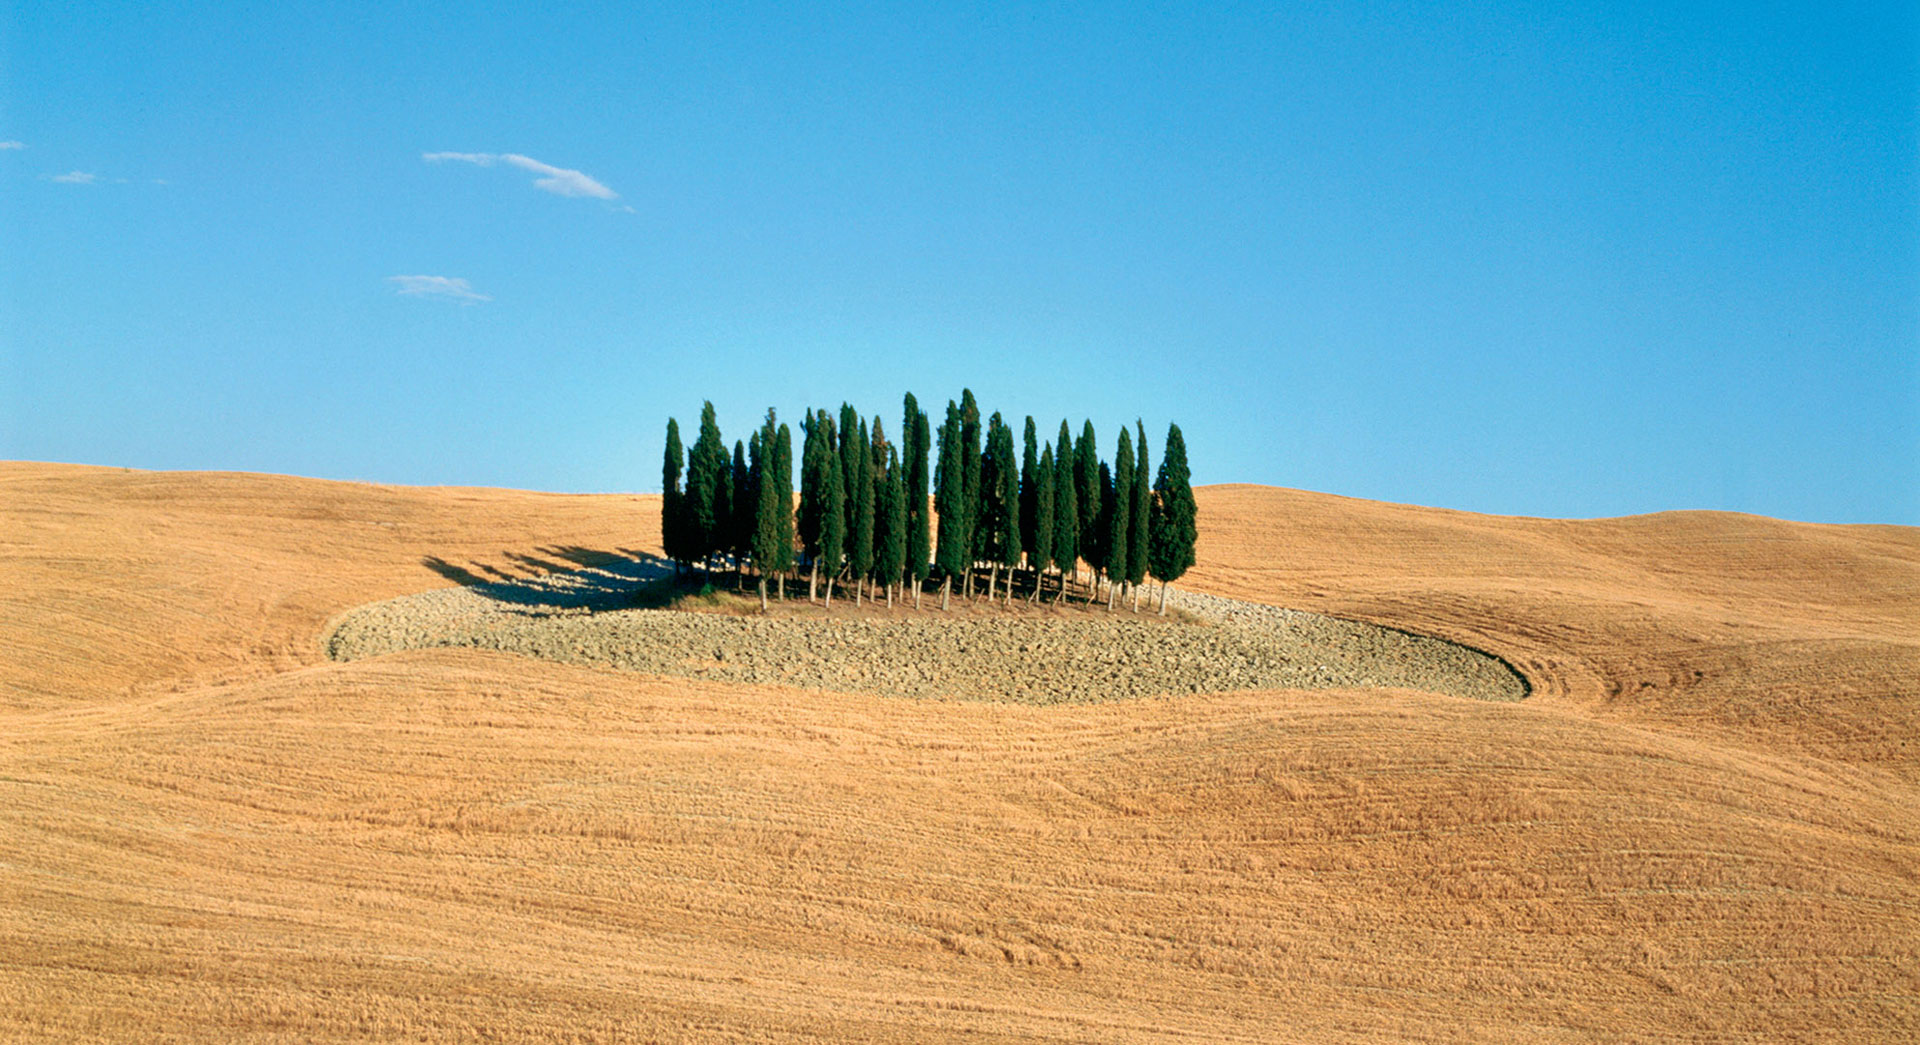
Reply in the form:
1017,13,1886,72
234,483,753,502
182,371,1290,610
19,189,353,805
325,559,1528,704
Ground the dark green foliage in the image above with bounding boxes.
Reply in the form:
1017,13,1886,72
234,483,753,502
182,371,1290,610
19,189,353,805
959,389,982,568
873,445,906,590
685,402,729,567
772,422,796,573
985,413,1021,570
1127,420,1150,588
1033,444,1056,576
1149,422,1198,586
838,403,861,538
818,428,846,580
933,402,970,581
1108,425,1134,584
1019,417,1039,565
847,416,875,585
751,412,788,583
661,417,686,567
730,439,752,562
904,395,932,585
1074,420,1102,575
798,409,833,563
1052,421,1079,581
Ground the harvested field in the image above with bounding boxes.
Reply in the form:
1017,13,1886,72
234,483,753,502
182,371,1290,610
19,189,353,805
2,462,1917,1042
324,563,1528,703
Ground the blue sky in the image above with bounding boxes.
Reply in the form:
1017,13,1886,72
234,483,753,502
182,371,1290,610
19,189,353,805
3,2,1914,523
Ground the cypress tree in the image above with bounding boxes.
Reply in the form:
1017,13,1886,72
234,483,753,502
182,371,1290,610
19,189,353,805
933,402,968,610
662,417,686,572
874,445,906,608
798,410,831,601
959,389,982,597
730,439,751,585
906,393,929,603
1148,422,1198,614
1107,425,1134,610
1053,420,1079,600
989,415,1020,605
904,394,932,606
686,401,728,574
1090,461,1114,604
1074,420,1102,587
773,420,796,598
838,403,861,538
819,429,846,607
848,417,875,605
1051,424,1079,604
1019,417,1039,585
1030,444,1055,604
975,413,1005,599
1127,420,1151,611
750,418,778,610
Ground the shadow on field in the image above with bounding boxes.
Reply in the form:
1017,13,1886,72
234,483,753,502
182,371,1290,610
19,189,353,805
421,550,676,611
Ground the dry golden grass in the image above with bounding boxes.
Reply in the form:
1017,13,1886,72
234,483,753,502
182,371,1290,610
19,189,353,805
2,461,1916,1042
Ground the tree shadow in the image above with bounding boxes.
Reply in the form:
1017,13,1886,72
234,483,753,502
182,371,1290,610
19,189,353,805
419,549,677,610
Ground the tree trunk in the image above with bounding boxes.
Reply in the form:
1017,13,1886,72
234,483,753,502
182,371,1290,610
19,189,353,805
1107,579,1117,611
778,573,786,600
758,576,768,612
987,564,998,601
885,583,894,610
1158,580,1168,615
824,573,835,609
855,576,863,607
940,576,951,611
1131,582,1141,613
809,562,818,603
914,578,923,610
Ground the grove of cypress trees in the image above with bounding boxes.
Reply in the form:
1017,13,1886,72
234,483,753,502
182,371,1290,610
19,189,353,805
1127,419,1151,611
662,417,686,572
685,402,728,575
1107,425,1134,610
874,445,906,608
1051,426,1079,604
1148,422,1197,614
905,395,932,607
848,416,875,605
1030,443,1055,604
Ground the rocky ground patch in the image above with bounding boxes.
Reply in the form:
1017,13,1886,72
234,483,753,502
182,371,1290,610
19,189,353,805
325,560,1528,704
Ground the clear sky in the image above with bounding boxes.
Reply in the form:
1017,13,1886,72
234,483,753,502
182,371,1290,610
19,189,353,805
3,2,1914,523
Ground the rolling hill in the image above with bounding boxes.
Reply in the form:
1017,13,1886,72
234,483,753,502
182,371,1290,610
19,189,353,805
2,461,1914,1042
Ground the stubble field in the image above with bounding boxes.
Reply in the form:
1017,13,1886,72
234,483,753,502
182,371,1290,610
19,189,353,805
2,462,1915,1042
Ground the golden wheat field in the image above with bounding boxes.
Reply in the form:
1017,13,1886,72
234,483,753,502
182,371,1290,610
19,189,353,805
2,460,1915,1042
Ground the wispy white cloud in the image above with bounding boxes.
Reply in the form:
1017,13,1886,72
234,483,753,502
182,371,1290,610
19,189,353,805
422,151,618,200
49,170,98,185
0,141,24,151
387,275,491,303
